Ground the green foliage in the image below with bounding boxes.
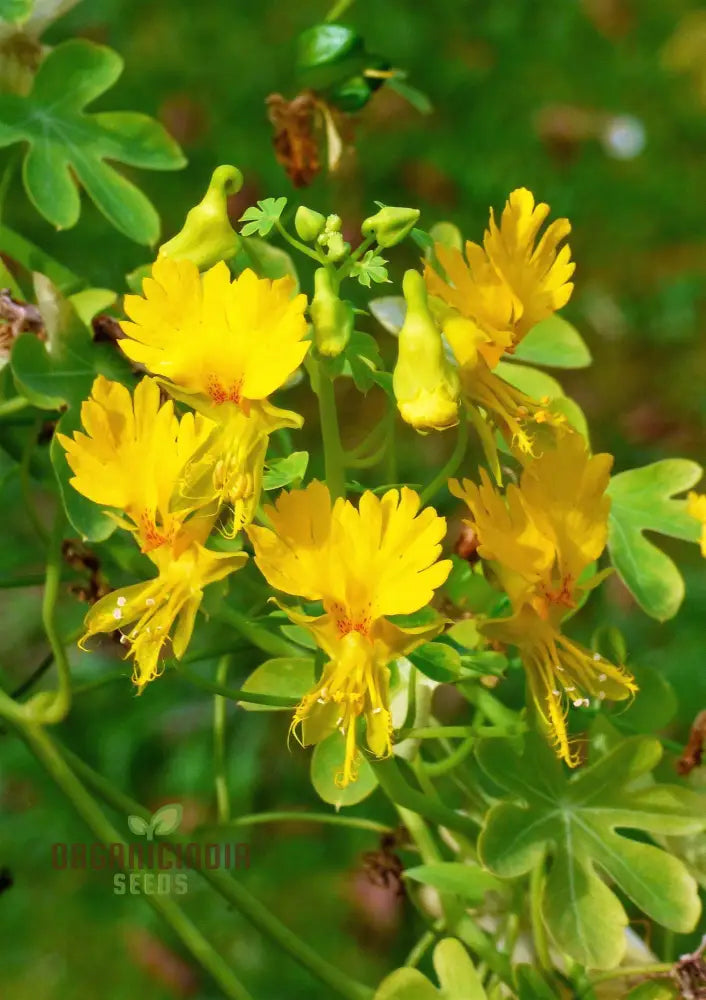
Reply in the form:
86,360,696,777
310,731,378,807
238,656,315,712
263,451,309,490
11,274,131,411
512,315,592,369
607,459,703,620
351,249,390,287
374,939,487,1000
239,197,287,237
0,40,184,243
477,733,705,968
403,862,502,903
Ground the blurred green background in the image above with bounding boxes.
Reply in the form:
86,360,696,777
2,0,706,997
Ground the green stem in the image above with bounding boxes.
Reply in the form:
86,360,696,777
325,0,357,22
396,724,518,741
371,757,478,838
55,742,374,1000
274,219,326,264
530,863,552,973
398,804,464,932
0,395,29,418
315,361,346,499
201,812,391,834
214,655,231,823
423,734,476,776
211,605,299,658
419,417,468,505
14,721,254,1000
335,232,375,282
583,964,673,993
30,508,72,723
347,435,389,469
174,661,296,708
404,929,437,968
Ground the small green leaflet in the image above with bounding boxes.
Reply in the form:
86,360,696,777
512,315,592,369
352,250,389,288
0,40,185,243
477,733,705,969
607,459,703,621
263,451,309,490
239,197,287,237
374,938,487,1000
310,731,378,808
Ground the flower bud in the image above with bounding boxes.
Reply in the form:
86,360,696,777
159,165,242,269
310,268,354,357
295,206,326,242
393,270,460,432
361,206,420,248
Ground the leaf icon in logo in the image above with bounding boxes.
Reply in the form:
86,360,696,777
151,803,183,837
127,814,149,837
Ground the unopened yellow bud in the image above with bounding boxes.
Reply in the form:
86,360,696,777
393,270,460,432
310,267,354,357
361,206,420,248
159,165,242,269
295,206,326,242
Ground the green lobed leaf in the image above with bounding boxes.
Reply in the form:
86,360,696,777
513,315,592,369
0,40,184,243
239,197,287,237
477,733,705,969
373,968,440,1000
10,273,132,411
432,938,486,1000
409,641,462,683
310,731,378,807
404,862,502,903
263,451,309,491
607,459,703,620
373,939,486,1000
0,224,80,292
238,657,315,712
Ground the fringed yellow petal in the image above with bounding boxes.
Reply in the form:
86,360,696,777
119,258,309,410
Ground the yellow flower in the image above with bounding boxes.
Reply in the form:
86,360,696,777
57,375,216,553
425,187,574,360
687,492,706,556
120,256,309,412
81,542,247,691
452,434,635,765
247,482,452,785
483,607,636,766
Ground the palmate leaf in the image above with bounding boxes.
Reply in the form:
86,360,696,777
0,40,185,243
374,938,487,1000
607,459,703,620
477,733,705,970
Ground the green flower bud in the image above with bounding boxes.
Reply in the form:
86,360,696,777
317,229,349,262
361,206,420,248
393,270,460,432
294,206,326,242
159,164,243,270
310,267,354,358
